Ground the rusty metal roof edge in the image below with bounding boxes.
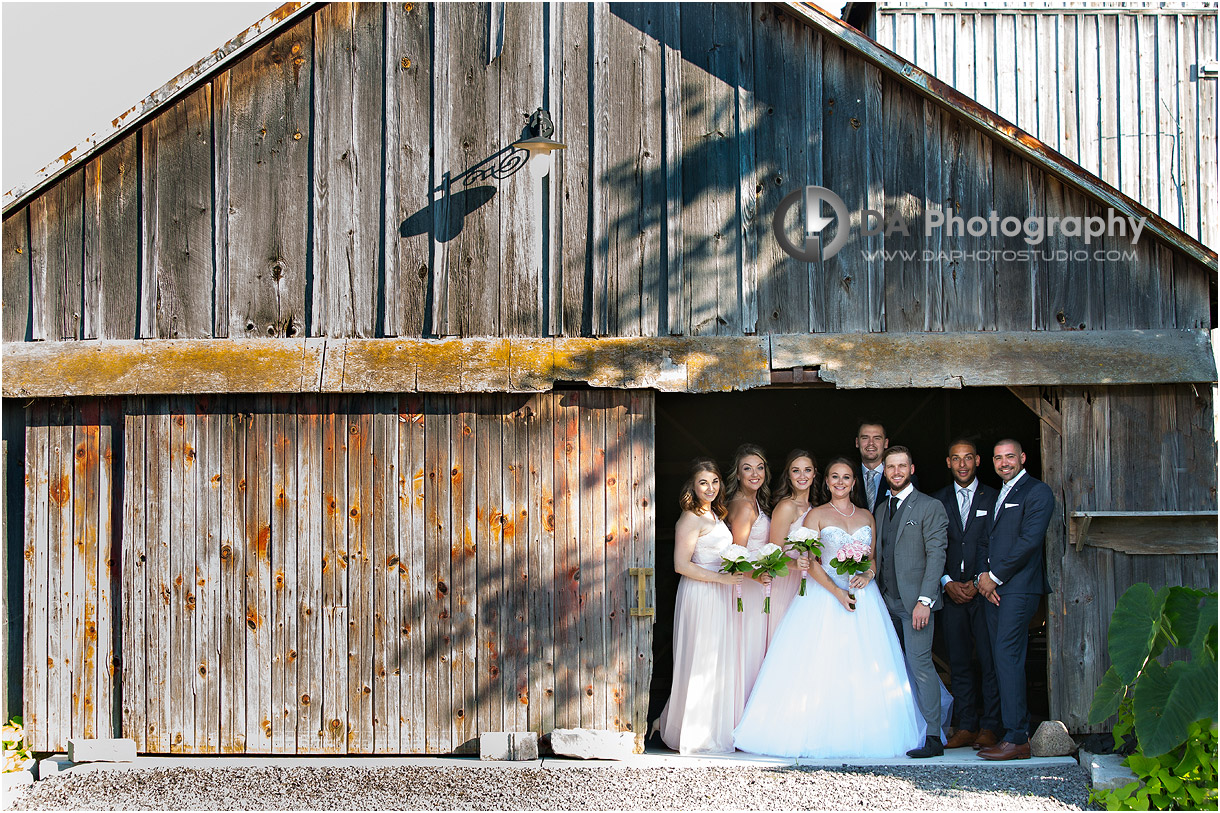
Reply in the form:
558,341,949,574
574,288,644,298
2,1,317,216
784,0,1219,275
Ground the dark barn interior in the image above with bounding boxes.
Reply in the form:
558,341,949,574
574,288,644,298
647,386,1045,735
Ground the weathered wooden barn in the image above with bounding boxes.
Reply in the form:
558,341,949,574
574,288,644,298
1,0,1216,754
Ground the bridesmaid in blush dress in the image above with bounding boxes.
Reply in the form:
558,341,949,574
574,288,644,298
763,449,820,644
656,459,747,754
724,443,772,703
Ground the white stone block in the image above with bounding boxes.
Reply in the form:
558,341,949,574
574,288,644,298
2,768,34,795
479,731,538,761
1030,720,1076,757
549,728,636,760
67,738,137,763
37,756,75,779
1080,749,1141,792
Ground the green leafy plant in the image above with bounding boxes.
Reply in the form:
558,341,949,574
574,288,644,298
2,716,31,773
1087,583,1218,810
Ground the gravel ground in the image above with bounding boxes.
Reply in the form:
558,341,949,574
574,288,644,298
6,764,1091,810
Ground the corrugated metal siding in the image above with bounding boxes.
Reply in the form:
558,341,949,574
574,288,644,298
875,7,1219,250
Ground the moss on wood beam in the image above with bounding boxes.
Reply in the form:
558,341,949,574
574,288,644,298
2,331,1212,398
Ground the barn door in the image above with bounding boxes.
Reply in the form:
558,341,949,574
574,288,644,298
117,390,655,754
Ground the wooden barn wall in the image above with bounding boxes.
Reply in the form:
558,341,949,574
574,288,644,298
875,7,1219,251
1042,383,1218,732
20,390,655,754
2,2,1214,344
21,400,122,751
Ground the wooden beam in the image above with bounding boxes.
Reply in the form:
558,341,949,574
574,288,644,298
771,330,1216,389
3,330,1213,398
1069,511,1218,555
1008,386,1064,436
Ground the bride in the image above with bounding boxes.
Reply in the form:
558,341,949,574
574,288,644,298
734,457,925,758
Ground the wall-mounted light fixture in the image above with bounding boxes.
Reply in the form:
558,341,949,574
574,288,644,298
512,108,565,178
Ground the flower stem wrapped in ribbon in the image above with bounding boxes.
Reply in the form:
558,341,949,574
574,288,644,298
784,527,822,596
828,540,872,603
748,543,791,613
720,550,754,612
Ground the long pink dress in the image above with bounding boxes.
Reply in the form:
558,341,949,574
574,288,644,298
657,519,743,754
765,507,811,644
738,502,772,704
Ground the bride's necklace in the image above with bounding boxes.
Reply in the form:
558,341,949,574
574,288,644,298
830,500,856,518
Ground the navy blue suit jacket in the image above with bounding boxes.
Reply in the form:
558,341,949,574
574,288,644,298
933,480,998,583
979,472,1053,595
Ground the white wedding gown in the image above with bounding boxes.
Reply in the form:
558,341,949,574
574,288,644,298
733,526,926,758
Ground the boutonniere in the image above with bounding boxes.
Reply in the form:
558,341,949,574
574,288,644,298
905,519,918,526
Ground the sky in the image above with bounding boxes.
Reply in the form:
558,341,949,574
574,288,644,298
2,1,280,192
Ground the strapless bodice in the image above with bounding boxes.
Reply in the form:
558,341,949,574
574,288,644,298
691,520,735,568
818,526,873,587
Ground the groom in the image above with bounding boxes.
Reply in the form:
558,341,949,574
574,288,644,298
875,446,949,759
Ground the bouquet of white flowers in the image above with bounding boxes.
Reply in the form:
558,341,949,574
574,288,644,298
748,542,791,614
784,526,822,596
720,550,753,611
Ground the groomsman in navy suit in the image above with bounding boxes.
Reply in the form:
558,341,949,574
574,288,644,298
976,439,1054,760
933,440,1001,751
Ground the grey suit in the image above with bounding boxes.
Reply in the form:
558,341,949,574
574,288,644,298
876,489,950,737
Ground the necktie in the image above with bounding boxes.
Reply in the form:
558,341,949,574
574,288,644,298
866,469,879,507
958,487,970,527
889,495,899,520
995,482,1012,515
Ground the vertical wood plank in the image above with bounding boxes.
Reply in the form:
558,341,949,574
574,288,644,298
312,2,384,338
436,4,500,338
224,27,312,340
29,171,85,341
321,404,348,752
400,394,427,753
83,134,140,340
145,401,171,751
271,399,298,752
992,149,1033,331
142,88,215,339
346,402,374,752
499,3,545,337
1197,12,1217,249
450,397,478,752
220,408,247,752
503,397,530,734
214,72,232,339
2,208,31,342
530,391,557,737
76,405,103,738
246,404,273,751
24,404,49,749
882,80,930,333
662,4,684,335
1156,14,1181,229
578,390,607,728
476,398,504,741
296,400,324,752
120,407,145,749
423,395,452,752
384,2,432,337
197,403,221,752
553,390,581,729
606,394,631,732
46,409,70,749
629,390,655,751
371,397,397,752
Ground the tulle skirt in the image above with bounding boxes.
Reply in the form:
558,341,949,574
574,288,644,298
657,576,744,754
734,578,925,758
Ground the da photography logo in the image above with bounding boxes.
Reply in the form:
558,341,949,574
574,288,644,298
773,184,1149,263
773,185,850,261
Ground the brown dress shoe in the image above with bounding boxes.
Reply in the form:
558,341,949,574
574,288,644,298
978,741,1031,760
945,729,978,749
971,729,999,750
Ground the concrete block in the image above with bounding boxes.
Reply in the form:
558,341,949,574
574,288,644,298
1080,749,1141,792
550,728,636,760
2,767,34,795
479,731,539,761
67,738,137,763
1030,721,1076,757
37,755,75,779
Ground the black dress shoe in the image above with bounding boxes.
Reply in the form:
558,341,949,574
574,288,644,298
906,735,945,758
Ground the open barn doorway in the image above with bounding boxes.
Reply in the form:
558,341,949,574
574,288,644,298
646,386,1044,748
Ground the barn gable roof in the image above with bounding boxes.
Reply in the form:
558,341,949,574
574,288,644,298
2,2,314,213
4,0,1216,276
